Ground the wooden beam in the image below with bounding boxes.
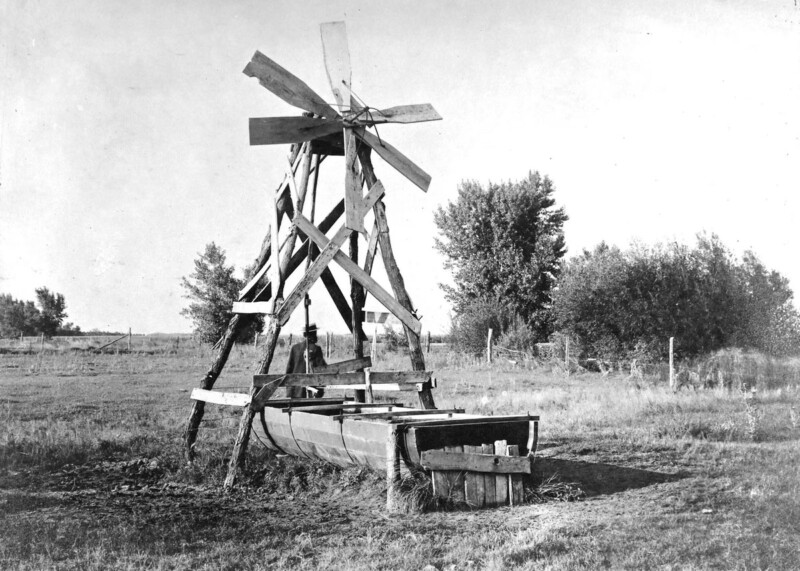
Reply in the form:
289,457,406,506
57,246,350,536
253,370,431,388
507,445,525,505
363,220,380,276
280,403,394,413
420,450,532,474
276,225,352,325
389,414,537,426
344,128,365,233
333,408,464,421
294,216,422,336
190,389,250,407
314,356,372,374
358,147,434,409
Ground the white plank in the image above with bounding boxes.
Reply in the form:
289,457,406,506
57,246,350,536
232,301,274,315
191,388,250,407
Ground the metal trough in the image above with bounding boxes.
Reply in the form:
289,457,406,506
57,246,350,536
254,402,538,472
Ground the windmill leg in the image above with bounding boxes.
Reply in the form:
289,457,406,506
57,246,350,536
183,148,308,462
224,316,281,490
225,147,315,488
349,230,367,403
357,147,435,409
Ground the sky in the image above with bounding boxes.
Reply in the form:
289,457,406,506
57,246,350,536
2,0,799,335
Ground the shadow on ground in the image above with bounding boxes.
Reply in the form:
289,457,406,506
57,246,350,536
533,457,687,497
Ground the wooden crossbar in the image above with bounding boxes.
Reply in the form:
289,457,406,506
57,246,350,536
191,389,250,407
313,356,371,374
279,402,396,413
420,450,532,474
389,414,538,426
333,408,465,421
253,370,431,388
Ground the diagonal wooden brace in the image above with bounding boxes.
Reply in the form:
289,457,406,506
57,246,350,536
295,216,422,336
275,180,387,325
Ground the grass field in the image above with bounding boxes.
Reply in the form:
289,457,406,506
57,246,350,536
1,337,799,570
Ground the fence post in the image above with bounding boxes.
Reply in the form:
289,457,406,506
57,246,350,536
487,328,493,364
40,333,45,353
326,331,331,359
254,332,259,349
565,336,570,377
128,328,132,351
288,333,293,348
371,326,378,361
669,337,674,390
426,331,431,354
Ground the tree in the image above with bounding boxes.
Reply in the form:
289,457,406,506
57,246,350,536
0,294,40,337
181,243,259,344
35,287,67,337
434,171,568,344
553,234,800,360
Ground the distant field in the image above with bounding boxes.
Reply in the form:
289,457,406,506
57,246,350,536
1,341,799,570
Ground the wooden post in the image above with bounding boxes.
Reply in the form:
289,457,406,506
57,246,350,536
325,331,330,359
350,231,367,403
494,440,509,506
565,336,570,377
40,333,44,353
127,328,132,351
371,325,378,361
254,332,259,349
225,146,314,488
358,147,435,409
507,444,524,506
288,333,293,348
183,146,306,462
385,425,401,512
426,331,431,354
669,337,674,390
487,328,493,364
364,368,374,403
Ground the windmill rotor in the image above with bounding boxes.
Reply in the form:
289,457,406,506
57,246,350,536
244,21,441,192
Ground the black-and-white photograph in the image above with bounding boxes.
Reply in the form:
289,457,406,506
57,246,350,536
2,1,800,569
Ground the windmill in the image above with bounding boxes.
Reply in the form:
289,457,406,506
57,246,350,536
244,21,441,232
183,21,443,487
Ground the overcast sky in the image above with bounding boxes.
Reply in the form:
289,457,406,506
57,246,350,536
2,0,799,335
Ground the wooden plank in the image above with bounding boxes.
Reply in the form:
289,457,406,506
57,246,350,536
482,443,497,507
232,301,274,315
281,403,393,413
419,450,532,475
389,414,538,427
263,398,348,408
320,21,352,112
343,128,365,233
363,220,380,276
190,388,250,407
249,374,286,411
314,356,372,374
494,440,508,506
325,383,415,392
248,116,341,145
254,370,431,388
243,51,339,120
371,104,442,125
445,446,466,503
463,445,484,508
294,214,422,336
527,419,539,457
363,368,375,403
334,408,464,421
356,129,431,192
431,456,451,501
507,444,525,506
276,225,351,325
268,190,281,312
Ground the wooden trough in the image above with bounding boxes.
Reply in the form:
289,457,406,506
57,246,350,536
192,357,539,509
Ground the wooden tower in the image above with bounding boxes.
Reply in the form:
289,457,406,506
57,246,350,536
183,21,443,488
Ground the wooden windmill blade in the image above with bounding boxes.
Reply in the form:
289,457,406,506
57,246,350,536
368,104,442,124
356,130,432,192
320,21,353,113
248,116,341,145
243,51,339,119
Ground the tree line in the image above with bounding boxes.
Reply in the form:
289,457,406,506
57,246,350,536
181,170,800,361
0,288,79,338
434,172,800,360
